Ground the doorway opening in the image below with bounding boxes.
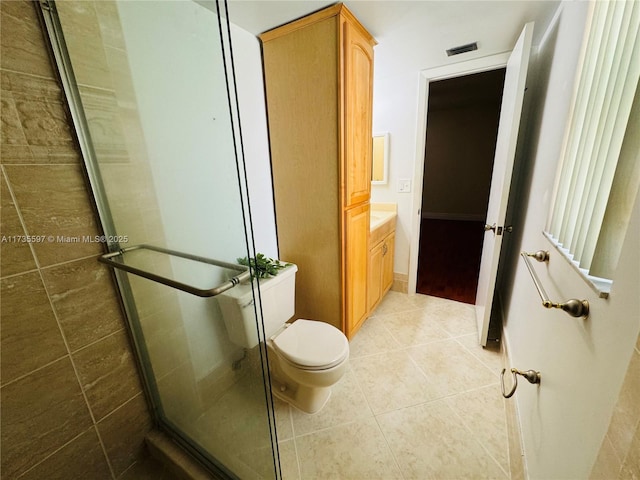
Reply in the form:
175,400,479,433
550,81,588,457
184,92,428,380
417,68,506,304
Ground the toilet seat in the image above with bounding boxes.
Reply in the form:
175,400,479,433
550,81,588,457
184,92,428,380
271,319,349,371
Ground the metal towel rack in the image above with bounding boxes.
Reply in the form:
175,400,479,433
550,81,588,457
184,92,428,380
521,250,589,318
99,244,250,297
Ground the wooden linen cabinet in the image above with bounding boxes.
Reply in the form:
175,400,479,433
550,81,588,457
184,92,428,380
260,4,376,339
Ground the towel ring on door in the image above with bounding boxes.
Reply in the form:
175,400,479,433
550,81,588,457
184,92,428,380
501,368,541,398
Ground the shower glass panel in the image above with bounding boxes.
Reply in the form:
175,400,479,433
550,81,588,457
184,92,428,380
44,0,280,477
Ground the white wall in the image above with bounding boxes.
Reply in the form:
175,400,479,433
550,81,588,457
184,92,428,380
230,23,279,260
499,2,640,477
371,71,422,274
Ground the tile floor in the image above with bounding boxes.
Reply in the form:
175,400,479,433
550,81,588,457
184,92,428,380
274,291,512,480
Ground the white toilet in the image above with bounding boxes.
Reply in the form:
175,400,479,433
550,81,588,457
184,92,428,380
216,264,349,414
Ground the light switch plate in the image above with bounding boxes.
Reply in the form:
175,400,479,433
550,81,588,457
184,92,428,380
398,178,411,193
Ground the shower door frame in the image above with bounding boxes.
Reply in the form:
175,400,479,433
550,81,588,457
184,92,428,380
36,1,281,477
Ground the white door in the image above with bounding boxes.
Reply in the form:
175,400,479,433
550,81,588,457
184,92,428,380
475,22,534,346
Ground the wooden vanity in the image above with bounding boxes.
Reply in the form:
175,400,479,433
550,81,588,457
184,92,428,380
367,204,396,317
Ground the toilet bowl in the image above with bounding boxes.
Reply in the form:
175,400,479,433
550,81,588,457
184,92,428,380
216,263,349,414
268,319,349,413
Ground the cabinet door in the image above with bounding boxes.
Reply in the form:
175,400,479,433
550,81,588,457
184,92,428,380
343,18,374,208
382,233,395,293
345,203,370,338
368,242,383,312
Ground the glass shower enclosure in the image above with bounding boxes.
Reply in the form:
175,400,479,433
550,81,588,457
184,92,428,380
39,0,281,477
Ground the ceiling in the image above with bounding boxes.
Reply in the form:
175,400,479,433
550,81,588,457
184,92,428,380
226,1,560,74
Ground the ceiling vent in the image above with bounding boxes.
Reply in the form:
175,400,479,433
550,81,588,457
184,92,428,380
446,42,478,57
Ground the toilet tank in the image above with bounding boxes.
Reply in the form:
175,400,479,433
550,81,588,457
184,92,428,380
217,263,297,348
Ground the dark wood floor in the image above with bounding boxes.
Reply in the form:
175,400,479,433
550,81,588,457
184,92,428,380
416,218,485,304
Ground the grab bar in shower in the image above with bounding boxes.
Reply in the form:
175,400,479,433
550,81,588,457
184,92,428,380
99,244,251,297
520,250,589,318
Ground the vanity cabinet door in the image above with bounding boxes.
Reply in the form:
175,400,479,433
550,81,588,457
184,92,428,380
343,17,374,208
368,231,395,314
368,241,383,312
382,233,395,294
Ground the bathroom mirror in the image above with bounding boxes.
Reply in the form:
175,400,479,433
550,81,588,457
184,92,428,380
372,132,389,185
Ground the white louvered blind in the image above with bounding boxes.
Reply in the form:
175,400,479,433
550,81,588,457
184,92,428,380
546,0,640,286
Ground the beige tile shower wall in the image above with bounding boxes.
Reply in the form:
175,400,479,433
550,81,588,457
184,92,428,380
0,1,152,478
53,0,204,425
590,336,640,479
54,0,164,247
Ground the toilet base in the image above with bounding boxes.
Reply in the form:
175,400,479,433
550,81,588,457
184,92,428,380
271,377,332,414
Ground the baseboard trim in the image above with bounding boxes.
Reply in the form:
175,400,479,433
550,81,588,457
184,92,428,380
501,310,528,480
421,212,486,222
391,273,408,293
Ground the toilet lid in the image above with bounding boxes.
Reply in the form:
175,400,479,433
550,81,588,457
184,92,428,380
272,319,349,369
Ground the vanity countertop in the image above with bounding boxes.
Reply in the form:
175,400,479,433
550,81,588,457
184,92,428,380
370,210,396,231
370,203,397,243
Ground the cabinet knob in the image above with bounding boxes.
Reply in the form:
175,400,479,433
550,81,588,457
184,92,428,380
382,243,388,255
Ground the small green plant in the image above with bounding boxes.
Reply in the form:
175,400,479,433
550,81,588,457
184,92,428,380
237,253,290,279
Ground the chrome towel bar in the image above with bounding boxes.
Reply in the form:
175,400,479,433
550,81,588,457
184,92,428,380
99,244,250,297
521,251,589,318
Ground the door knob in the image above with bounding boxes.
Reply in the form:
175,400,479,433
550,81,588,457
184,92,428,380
484,223,496,233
